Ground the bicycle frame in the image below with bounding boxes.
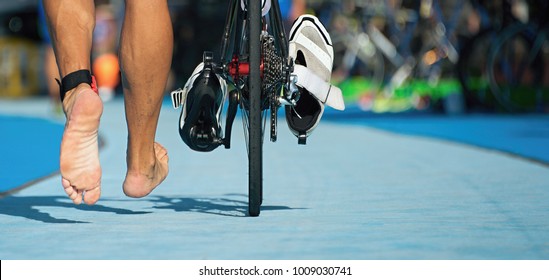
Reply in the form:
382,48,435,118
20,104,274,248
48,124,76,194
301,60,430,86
210,0,296,216
216,0,289,82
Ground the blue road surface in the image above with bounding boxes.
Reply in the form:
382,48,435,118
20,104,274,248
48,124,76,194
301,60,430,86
0,97,548,259
0,115,63,193
325,107,549,165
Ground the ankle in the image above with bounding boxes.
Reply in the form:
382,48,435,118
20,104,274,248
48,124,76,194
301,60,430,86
126,151,157,175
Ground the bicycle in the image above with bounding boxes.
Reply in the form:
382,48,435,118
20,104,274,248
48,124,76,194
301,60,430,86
486,0,549,112
457,0,549,113
171,0,300,216
314,0,465,113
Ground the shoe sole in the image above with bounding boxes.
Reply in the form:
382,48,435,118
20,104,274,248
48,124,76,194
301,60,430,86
179,75,222,152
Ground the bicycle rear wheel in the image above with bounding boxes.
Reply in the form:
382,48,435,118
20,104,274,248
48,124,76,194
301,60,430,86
247,0,262,217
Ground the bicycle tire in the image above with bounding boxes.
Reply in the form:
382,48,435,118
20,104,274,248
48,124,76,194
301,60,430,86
487,23,546,112
247,0,262,217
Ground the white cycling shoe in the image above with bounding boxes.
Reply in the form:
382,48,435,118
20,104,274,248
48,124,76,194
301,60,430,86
286,15,345,144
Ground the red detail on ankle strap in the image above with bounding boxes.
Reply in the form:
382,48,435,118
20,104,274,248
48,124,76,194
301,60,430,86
91,75,99,94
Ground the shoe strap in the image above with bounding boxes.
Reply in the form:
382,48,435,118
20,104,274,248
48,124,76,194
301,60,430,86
293,65,345,110
56,70,98,102
291,35,333,72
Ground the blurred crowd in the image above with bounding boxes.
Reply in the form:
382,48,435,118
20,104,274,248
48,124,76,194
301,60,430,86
1,0,548,113
0,0,304,104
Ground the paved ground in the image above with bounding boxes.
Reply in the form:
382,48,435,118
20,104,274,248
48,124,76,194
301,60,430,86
0,97,548,259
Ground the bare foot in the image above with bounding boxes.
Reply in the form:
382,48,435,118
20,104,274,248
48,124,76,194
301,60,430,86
123,142,169,198
60,84,103,205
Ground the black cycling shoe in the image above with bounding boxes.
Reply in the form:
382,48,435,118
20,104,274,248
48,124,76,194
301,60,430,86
178,62,227,152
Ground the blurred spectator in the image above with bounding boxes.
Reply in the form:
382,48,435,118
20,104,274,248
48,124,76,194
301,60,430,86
280,0,307,28
92,1,120,101
38,1,61,113
170,0,226,86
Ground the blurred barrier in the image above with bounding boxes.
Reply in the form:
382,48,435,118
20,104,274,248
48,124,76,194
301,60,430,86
0,37,40,98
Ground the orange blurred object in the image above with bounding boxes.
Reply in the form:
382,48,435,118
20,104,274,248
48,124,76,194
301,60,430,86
93,53,120,89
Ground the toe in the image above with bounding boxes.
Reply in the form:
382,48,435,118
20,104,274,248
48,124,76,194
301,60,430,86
63,178,82,205
73,190,83,205
83,185,101,205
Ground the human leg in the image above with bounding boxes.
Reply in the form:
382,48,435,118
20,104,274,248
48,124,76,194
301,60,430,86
119,0,172,197
43,0,103,205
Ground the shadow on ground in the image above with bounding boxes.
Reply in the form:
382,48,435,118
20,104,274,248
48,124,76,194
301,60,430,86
0,193,302,223
148,194,300,217
0,195,151,224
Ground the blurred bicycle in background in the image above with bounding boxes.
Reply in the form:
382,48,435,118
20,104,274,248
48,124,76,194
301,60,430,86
309,0,466,113
308,0,549,113
458,0,549,113
2,0,547,113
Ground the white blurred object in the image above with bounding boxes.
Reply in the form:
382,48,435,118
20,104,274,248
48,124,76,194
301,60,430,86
98,87,115,102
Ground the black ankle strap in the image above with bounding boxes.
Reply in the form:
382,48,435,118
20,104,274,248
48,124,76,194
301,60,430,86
56,70,93,102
